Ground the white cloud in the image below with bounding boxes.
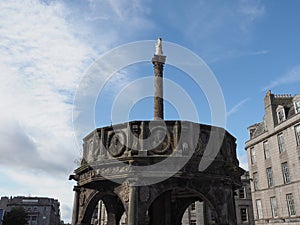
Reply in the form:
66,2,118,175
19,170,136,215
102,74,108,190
262,65,300,91
237,152,249,171
83,0,153,42
0,0,97,221
0,0,155,222
227,98,250,117
248,50,269,56
238,0,265,22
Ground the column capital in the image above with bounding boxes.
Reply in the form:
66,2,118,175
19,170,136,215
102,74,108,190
152,55,166,64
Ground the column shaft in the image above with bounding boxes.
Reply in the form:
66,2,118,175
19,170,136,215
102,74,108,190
153,61,164,120
71,187,80,225
127,185,138,225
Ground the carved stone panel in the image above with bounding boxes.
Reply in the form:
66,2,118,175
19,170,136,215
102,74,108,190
120,181,130,203
148,127,171,154
79,188,86,206
108,131,126,157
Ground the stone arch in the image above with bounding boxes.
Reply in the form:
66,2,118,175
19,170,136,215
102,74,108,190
80,190,125,225
148,182,216,211
146,185,218,225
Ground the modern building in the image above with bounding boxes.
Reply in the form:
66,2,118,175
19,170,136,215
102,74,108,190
245,91,300,224
0,196,61,225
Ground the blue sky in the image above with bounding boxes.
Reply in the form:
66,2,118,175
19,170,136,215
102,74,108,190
1,0,300,222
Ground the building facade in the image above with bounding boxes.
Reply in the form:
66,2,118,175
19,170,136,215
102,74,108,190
0,196,61,225
235,172,254,225
182,201,206,225
245,91,300,225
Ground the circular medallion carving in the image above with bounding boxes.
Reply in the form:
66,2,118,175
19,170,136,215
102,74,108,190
149,127,170,154
108,131,126,157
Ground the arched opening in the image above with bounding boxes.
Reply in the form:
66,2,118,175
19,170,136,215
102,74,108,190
81,192,125,225
181,200,217,225
90,200,127,225
147,187,217,225
90,200,107,225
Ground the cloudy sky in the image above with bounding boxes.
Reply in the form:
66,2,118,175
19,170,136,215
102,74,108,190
1,0,300,222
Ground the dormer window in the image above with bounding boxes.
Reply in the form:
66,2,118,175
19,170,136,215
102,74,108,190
276,106,286,123
293,95,300,114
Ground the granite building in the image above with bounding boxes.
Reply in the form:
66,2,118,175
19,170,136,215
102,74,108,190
0,196,61,225
245,91,300,224
234,172,254,225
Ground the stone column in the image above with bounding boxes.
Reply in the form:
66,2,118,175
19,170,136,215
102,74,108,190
152,38,166,120
71,186,80,225
127,179,138,225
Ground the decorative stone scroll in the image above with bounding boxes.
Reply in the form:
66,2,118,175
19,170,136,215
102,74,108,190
120,181,130,202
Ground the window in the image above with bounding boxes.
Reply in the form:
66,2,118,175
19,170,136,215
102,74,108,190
295,124,300,146
31,216,37,225
277,108,285,123
240,208,248,222
263,140,270,159
256,199,263,219
253,172,259,190
238,188,245,199
277,133,285,153
250,147,256,164
294,100,300,113
190,202,196,211
266,167,274,188
190,220,196,225
270,197,278,218
286,193,296,216
282,162,291,184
